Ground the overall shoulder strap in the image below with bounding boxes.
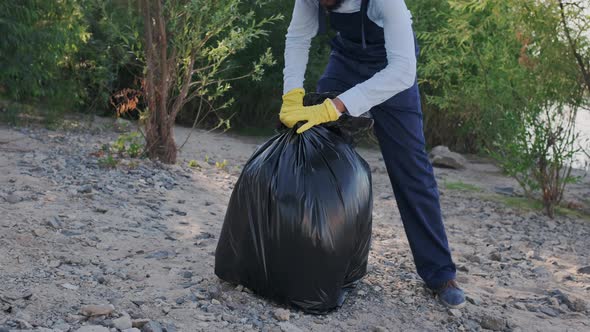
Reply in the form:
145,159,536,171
318,2,327,35
361,0,370,49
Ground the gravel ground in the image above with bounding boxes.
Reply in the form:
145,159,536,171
0,116,589,332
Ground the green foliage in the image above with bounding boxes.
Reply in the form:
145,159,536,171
138,0,280,163
98,154,119,168
442,180,481,192
188,160,200,168
215,0,332,130
76,0,142,112
0,0,141,114
215,159,228,170
0,0,89,109
410,0,588,153
408,0,589,217
96,130,144,168
112,131,144,158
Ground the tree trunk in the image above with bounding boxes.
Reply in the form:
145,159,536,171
146,116,177,163
141,0,178,164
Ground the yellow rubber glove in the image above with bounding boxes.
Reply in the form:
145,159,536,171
279,88,305,116
280,99,340,134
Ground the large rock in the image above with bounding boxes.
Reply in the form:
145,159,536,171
429,146,467,170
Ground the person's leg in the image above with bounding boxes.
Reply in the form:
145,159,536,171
370,83,456,289
318,52,463,307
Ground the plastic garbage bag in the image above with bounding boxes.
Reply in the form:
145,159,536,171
214,93,373,314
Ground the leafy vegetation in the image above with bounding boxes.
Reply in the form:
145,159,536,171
1,0,588,216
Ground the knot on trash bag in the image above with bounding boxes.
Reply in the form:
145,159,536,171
277,92,374,146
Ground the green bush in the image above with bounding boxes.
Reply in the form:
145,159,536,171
209,1,332,132
0,0,88,109
0,0,141,115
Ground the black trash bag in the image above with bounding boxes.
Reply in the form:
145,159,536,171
215,93,373,314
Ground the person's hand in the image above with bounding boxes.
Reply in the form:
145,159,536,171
279,88,305,116
280,98,341,134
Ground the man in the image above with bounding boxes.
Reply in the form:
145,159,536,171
279,0,466,308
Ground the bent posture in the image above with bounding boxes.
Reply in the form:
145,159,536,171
279,0,465,308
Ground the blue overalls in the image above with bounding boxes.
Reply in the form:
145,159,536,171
316,0,456,289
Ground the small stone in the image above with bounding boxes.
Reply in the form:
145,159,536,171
479,315,506,331
457,264,470,272
113,315,132,330
181,271,193,279
123,329,141,332
47,216,62,229
278,322,303,332
78,185,93,194
532,266,551,278
61,283,79,290
93,207,108,214
172,209,187,216
540,307,558,317
50,319,71,331
401,297,414,305
466,254,483,264
162,323,177,332
175,297,185,305
274,308,291,322
207,285,221,299
211,299,221,305
494,186,515,196
357,290,366,296
489,252,502,262
6,193,22,204
466,294,483,306
145,250,173,259
449,309,462,318
141,321,163,332
75,326,110,332
80,304,115,317
235,284,244,292
577,266,590,275
514,302,527,311
372,326,387,332
32,228,48,237
132,319,150,328
570,298,587,312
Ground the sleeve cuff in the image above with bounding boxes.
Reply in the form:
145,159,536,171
337,88,371,117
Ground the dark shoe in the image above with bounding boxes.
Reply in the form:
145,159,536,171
433,280,466,309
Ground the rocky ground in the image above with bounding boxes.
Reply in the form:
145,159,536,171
1,116,590,332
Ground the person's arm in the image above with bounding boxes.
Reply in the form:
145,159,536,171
283,0,319,94
337,0,417,116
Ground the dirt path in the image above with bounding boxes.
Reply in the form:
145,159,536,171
1,117,589,332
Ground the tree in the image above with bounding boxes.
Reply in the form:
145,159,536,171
558,0,590,95
139,0,279,163
410,0,589,216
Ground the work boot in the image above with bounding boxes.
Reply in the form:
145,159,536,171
433,280,466,309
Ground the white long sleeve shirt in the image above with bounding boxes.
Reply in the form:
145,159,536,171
283,0,417,116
